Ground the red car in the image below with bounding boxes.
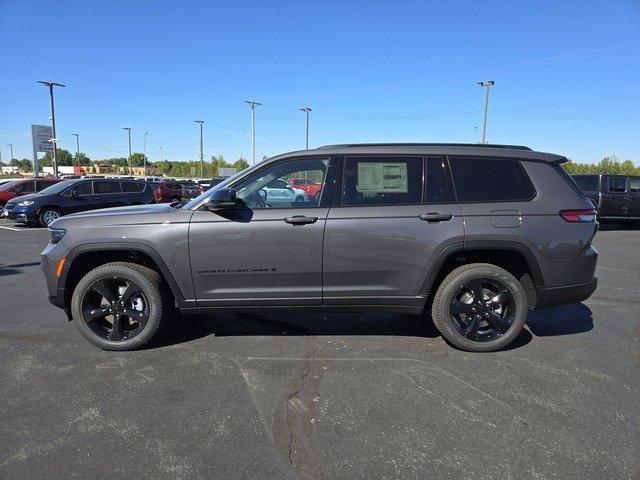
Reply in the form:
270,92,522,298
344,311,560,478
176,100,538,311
288,177,322,197
151,180,185,203
0,178,62,207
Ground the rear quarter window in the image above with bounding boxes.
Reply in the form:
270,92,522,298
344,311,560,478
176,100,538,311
449,157,536,202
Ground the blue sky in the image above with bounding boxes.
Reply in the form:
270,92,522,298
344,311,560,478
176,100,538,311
1,0,639,165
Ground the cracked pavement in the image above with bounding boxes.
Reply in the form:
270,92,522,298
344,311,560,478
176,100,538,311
0,220,639,479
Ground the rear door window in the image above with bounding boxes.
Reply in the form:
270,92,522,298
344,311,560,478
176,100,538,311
629,178,640,194
608,177,626,193
121,181,145,192
36,180,56,191
425,157,455,203
449,157,536,202
94,180,122,194
341,156,423,206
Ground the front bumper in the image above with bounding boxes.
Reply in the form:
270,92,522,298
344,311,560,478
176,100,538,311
6,205,37,223
535,276,598,309
41,241,69,311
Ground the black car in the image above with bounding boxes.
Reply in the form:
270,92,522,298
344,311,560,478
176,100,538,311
572,174,640,221
3,178,155,226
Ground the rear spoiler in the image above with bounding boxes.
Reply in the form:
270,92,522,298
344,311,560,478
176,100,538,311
543,152,568,164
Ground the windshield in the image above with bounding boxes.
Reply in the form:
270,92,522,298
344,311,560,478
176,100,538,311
38,180,76,195
182,168,250,209
0,180,19,191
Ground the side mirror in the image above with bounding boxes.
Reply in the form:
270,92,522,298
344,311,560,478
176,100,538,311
205,187,238,211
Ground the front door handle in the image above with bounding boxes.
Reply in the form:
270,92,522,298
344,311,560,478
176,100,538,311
284,215,318,225
419,212,454,222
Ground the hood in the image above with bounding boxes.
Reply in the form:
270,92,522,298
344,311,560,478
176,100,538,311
65,202,175,221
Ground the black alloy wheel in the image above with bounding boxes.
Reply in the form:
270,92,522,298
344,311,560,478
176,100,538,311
81,277,150,341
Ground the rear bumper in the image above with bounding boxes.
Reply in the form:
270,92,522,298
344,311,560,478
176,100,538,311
535,276,598,309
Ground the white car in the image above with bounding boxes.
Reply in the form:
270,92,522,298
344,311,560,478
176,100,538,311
260,179,308,206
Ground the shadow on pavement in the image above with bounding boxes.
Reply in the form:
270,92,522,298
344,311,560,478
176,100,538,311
598,221,639,231
526,303,594,337
0,261,41,277
152,302,593,350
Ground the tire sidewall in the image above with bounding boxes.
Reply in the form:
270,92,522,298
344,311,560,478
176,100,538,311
433,265,527,352
39,209,60,227
71,264,163,350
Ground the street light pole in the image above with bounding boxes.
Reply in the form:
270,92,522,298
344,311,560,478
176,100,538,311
300,107,311,149
122,127,132,174
244,100,262,165
37,81,65,178
477,80,495,144
144,131,148,178
71,134,80,169
7,144,13,163
194,120,204,178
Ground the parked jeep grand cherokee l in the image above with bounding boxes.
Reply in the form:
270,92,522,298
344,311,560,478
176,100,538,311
5,178,154,226
41,143,598,352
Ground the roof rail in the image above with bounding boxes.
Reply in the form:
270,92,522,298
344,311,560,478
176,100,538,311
316,143,532,151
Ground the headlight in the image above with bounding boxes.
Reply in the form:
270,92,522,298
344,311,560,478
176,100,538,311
49,228,66,244
18,200,35,207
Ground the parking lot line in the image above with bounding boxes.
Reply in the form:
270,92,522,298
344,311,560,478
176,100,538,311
0,225,21,231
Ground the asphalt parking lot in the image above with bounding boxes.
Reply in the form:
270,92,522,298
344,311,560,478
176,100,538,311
0,219,638,480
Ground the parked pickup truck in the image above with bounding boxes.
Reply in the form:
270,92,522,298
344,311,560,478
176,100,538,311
572,174,640,221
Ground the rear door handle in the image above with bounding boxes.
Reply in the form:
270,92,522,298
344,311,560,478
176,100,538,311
419,212,454,222
284,215,318,225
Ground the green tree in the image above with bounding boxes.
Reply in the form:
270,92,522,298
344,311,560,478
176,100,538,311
233,157,249,171
40,149,74,167
18,159,33,171
128,152,147,168
75,152,91,166
562,156,639,175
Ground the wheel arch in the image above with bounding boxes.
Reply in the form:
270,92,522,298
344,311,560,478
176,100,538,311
60,243,185,310
420,240,544,309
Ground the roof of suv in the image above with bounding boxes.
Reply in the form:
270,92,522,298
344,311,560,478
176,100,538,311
268,143,567,164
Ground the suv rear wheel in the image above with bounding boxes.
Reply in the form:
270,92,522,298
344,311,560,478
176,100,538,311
431,263,528,352
70,262,168,350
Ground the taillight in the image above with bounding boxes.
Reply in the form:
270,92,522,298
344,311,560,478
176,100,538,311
199,186,206,194
559,209,597,222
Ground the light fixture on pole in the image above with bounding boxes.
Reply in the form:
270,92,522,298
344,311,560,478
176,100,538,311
37,81,65,178
300,107,311,149
244,100,262,165
477,80,495,144
194,120,204,178
122,127,132,173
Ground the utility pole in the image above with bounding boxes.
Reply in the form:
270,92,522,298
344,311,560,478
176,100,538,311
37,81,65,177
143,131,148,178
477,80,495,144
244,100,262,165
71,133,80,169
300,107,311,149
122,127,132,174
194,120,204,178
160,146,164,162
7,144,14,163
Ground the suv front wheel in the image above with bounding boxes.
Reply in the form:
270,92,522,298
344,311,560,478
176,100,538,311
70,262,168,350
431,263,528,352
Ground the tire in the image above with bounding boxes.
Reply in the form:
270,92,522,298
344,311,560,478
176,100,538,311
71,262,168,351
431,263,528,352
294,196,305,204
38,208,61,227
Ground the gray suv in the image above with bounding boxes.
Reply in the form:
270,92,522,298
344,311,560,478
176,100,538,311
41,144,598,352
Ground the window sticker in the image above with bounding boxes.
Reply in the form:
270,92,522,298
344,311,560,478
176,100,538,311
356,162,408,193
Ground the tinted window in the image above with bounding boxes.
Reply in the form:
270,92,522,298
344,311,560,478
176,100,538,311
11,181,35,193
572,175,599,193
67,181,93,195
94,180,122,194
122,181,145,192
425,157,455,203
608,177,626,193
629,178,640,194
449,157,536,202
342,156,422,206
